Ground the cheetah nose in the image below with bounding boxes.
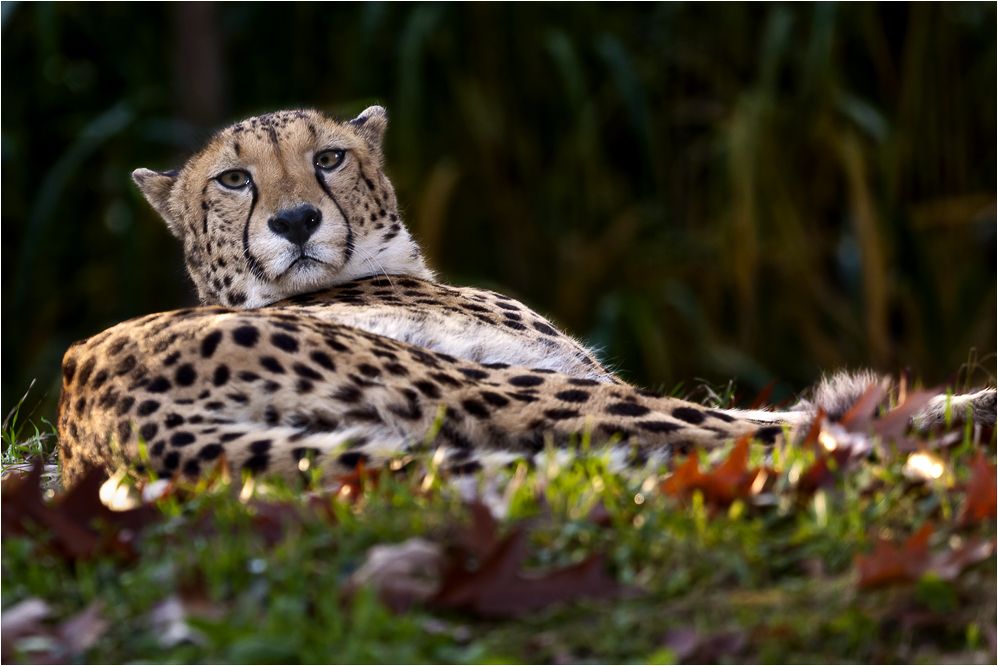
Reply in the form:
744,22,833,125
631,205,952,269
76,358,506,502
268,205,321,246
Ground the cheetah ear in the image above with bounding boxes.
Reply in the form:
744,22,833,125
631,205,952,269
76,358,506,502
348,106,388,156
132,168,184,239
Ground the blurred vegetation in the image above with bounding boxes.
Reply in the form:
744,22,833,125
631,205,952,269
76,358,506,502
2,2,995,422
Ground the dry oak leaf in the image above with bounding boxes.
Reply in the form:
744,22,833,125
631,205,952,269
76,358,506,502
856,523,994,589
855,522,934,589
957,451,997,525
429,502,628,618
1,460,159,562
660,436,769,509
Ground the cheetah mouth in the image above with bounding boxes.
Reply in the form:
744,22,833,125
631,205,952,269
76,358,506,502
278,253,329,278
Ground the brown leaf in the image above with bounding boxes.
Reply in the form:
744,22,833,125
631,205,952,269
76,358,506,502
856,522,933,589
957,452,997,525
873,390,938,441
430,505,627,618
840,382,888,432
1,460,159,562
747,378,777,410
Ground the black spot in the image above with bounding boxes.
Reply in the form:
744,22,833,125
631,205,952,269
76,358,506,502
310,351,335,371
636,421,683,434
338,451,369,469
544,408,580,420
249,439,272,454
139,423,158,442
357,363,381,378
115,355,137,376
388,399,423,421
296,379,314,394
150,440,166,457
450,460,483,475
334,385,363,403
212,365,230,386
107,337,129,356
226,392,249,404
243,454,270,473
260,356,285,373
430,373,462,387
606,402,651,417
508,392,539,403
163,351,181,367
164,413,185,428
201,331,223,357
174,364,197,386
706,410,737,423
532,322,558,336
480,391,510,407
182,459,201,477
229,292,247,307
505,321,526,331
147,376,171,393
509,375,544,387
220,432,244,442
89,370,109,392
672,407,705,425
636,389,663,398
461,399,490,418
755,426,783,445
413,380,441,399
458,368,489,380
554,390,590,403
270,333,299,352
233,325,260,347
163,451,180,471
62,358,78,384
171,432,196,447
483,362,510,370
113,395,135,417
198,444,223,460
568,378,599,386
116,421,133,444
384,362,409,376
292,363,323,380
237,371,260,382
137,400,160,416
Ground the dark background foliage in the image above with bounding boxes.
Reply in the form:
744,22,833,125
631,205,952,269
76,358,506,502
2,2,995,422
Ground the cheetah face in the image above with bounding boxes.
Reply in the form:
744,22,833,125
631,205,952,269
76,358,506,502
133,107,433,308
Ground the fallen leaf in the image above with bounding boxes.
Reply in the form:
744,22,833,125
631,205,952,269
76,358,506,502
839,382,888,432
1,460,159,563
660,436,769,509
957,452,997,525
856,522,934,589
747,379,777,410
928,537,995,581
430,503,628,618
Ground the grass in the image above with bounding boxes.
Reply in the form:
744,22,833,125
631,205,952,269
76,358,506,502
2,390,995,664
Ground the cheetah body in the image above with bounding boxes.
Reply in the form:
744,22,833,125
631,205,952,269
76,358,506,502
57,108,995,487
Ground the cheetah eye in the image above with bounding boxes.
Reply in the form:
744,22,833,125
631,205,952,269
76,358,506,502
217,170,252,190
315,149,346,171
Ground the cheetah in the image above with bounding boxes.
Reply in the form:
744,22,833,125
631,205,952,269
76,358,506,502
57,107,996,487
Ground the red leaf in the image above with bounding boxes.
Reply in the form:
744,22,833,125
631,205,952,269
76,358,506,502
747,379,777,410
958,452,997,525
856,523,933,589
839,382,888,432
430,504,628,618
659,436,765,509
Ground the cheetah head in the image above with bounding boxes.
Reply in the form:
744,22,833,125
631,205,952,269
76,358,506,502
133,107,433,308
